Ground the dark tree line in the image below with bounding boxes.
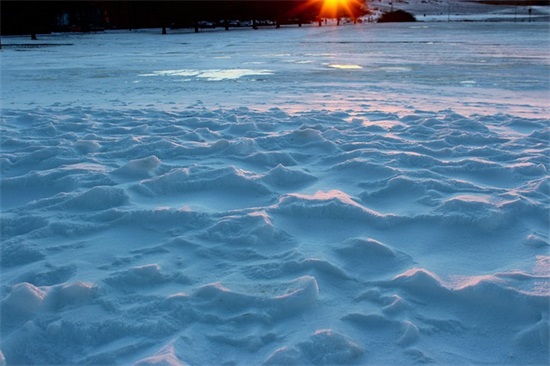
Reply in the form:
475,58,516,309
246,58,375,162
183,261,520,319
1,0,369,37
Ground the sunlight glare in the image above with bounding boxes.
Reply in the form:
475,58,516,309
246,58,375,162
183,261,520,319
319,0,357,19
328,64,362,69
325,0,340,12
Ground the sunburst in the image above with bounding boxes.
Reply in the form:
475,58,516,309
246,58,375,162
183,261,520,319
318,0,365,19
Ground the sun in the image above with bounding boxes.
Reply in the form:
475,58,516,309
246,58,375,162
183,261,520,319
324,0,340,11
292,0,366,23
319,0,362,19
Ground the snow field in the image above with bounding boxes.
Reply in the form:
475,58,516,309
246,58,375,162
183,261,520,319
1,20,549,365
1,104,548,364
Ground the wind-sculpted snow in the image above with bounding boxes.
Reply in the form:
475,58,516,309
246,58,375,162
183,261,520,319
1,105,548,365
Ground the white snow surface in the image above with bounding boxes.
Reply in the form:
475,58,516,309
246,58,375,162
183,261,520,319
1,21,549,365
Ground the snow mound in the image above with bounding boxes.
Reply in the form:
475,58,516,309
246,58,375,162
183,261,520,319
1,241,45,267
134,166,270,196
261,164,317,188
241,256,350,281
336,237,397,258
332,159,398,181
112,155,162,179
398,321,421,346
382,267,549,353
63,186,129,211
1,282,46,320
264,329,363,365
45,281,98,310
389,266,549,307
390,268,449,295
200,211,293,249
435,194,546,230
134,344,186,366
105,264,189,289
333,237,414,278
271,190,394,225
283,128,338,153
524,233,549,248
1,215,49,237
1,281,97,331
515,319,550,349
194,276,319,319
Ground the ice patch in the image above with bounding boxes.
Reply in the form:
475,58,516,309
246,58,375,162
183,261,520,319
139,70,201,77
378,66,411,72
328,64,363,69
198,69,273,81
140,69,273,81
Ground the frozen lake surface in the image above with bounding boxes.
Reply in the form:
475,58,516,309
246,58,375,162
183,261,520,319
3,22,549,116
1,22,549,365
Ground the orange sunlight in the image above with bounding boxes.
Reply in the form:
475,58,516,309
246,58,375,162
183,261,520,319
323,0,340,15
319,0,361,19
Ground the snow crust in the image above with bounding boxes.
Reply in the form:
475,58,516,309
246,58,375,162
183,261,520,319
1,21,549,365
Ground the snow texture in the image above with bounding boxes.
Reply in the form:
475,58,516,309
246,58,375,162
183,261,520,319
1,17,549,366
